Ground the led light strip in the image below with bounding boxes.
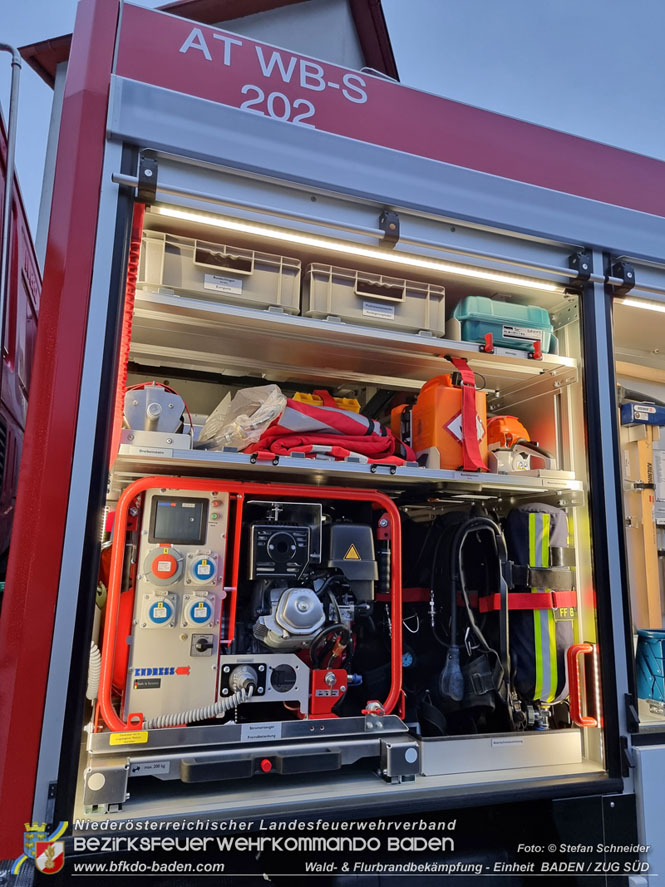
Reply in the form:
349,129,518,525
619,297,665,314
155,205,561,294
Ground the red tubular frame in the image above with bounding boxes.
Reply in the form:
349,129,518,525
224,492,245,644
99,476,402,733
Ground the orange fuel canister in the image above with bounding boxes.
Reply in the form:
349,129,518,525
412,373,488,470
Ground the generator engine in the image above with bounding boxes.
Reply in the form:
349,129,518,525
254,585,327,651
244,500,376,655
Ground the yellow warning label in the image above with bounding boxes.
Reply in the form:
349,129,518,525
109,731,148,746
343,544,361,560
202,559,207,566
157,602,164,609
163,547,169,554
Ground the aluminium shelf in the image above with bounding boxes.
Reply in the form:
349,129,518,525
130,290,578,395
111,445,584,505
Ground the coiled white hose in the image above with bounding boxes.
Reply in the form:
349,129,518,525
143,685,253,730
86,643,102,701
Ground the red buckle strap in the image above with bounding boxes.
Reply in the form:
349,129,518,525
312,389,339,407
478,590,578,612
446,356,487,472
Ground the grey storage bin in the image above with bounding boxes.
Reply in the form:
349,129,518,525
304,263,445,336
138,231,301,313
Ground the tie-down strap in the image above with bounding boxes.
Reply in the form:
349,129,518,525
478,590,577,612
502,562,574,591
446,355,488,472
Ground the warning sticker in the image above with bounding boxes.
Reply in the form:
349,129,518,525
343,544,361,560
109,731,149,746
444,412,486,443
204,274,243,295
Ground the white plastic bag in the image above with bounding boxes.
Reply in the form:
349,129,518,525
195,384,286,451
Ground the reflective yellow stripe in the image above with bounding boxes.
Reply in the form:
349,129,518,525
542,515,557,703
530,513,544,702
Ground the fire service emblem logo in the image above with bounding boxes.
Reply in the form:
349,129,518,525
12,821,68,876
35,841,65,875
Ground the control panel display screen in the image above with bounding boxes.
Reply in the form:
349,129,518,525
149,497,208,544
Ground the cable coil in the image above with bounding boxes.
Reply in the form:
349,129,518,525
143,685,253,730
86,643,102,701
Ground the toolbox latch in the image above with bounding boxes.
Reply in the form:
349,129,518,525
379,210,400,246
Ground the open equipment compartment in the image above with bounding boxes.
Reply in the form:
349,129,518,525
612,267,665,733
5,0,640,850
74,153,610,820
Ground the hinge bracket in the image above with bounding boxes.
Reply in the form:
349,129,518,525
625,692,639,733
608,258,636,296
137,150,158,205
569,249,592,281
45,780,58,823
379,210,400,246
620,735,635,777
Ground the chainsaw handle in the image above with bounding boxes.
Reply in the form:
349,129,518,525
511,439,556,469
566,643,598,727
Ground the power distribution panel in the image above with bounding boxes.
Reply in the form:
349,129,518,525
124,491,230,722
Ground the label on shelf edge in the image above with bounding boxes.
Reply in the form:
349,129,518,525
502,324,544,341
240,722,282,742
363,301,395,320
204,274,243,294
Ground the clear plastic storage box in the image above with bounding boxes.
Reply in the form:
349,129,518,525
138,231,301,313
303,263,446,336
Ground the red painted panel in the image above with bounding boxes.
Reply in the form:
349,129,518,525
0,0,120,858
116,2,665,219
